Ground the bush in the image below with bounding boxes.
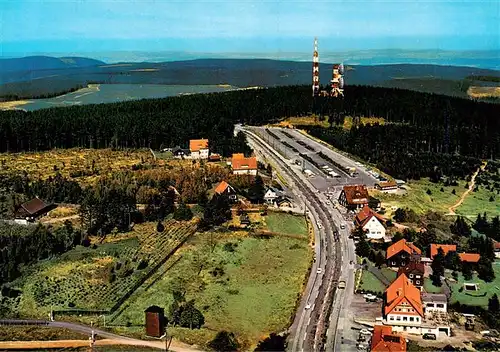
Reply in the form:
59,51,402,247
208,331,240,352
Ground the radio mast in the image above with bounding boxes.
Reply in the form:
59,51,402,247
312,37,319,97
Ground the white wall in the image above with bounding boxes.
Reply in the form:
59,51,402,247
199,148,209,159
233,169,258,175
387,314,422,327
364,217,385,239
424,302,447,313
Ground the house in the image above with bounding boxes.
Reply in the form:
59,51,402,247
386,239,422,267
375,180,398,192
430,244,480,263
458,252,480,263
384,274,424,334
208,154,221,162
231,154,258,175
214,181,238,202
338,185,369,210
264,188,279,204
397,261,425,291
14,198,56,225
370,325,406,352
355,205,387,240
430,244,457,259
172,146,189,159
422,293,447,313
275,196,293,208
189,139,209,159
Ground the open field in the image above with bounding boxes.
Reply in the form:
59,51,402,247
112,222,312,349
342,116,385,130
264,212,308,238
467,86,500,99
456,186,500,218
0,99,31,110
371,178,467,217
359,270,386,294
5,220,197,316
0,326,91,341
446,261,500,307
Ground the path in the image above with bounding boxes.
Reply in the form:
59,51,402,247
41,214,80,224
0,320,200,352
448,162,486,215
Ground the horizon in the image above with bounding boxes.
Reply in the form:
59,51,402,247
1,0,499,61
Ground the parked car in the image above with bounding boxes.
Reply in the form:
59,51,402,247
423,333,436,340
317,268,323,274
305,304,311,310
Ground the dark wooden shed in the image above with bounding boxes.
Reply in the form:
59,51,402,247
145,305,165,338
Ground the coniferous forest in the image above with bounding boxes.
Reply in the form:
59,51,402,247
0,85,499,180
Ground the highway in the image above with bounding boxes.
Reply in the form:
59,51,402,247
238,125,360,352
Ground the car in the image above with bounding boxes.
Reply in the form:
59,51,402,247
305,304,311,310
318,224,323,229
340,224,346,229
423,333,436,340
325,200,331,206
360,329,372,336
317,268,322,274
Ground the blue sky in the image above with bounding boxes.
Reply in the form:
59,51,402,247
1,0,499,55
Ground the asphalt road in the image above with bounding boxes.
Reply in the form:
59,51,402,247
240,125,363,352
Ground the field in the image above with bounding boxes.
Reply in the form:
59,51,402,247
6,220,198,316
447,261,500,307
371,178,467,217
1,84,236,111
264,212,308,238
0,326,90,341
111,214,312,349
456,186,500,219
359,270,386,294
467,86,500,99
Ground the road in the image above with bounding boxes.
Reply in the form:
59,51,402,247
238,125,359,352
0,319,199,352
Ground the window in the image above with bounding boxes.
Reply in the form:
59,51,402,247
390,316,394,321
437,304,444,308
416,317,420,322
392,261,396,266
403,317,408,321
396,316,401,321
416,280,420,285
410,317,414,322
416,275,421,279
409,274,414,278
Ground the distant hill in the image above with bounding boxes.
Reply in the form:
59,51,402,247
0,56,105,73
0,57,498,100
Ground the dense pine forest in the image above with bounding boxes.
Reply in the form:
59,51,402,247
0,85,499,179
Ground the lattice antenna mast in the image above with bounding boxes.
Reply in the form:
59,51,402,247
330,63,345,97
312,37,320,97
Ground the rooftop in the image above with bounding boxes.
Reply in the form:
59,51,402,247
189,139,209,152
386,239,422,260
430,244,457,259
422,293,447,303
232,155,257,171
371,325,407,352
342,185,369,204
385,274,423,317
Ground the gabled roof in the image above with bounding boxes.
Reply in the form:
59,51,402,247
232,156,257,171
386,239,422,260
20,197,49,215
189,139,209,152
356,205,386,227
397,261,425,278
232,153,245,159
214,181,232,195
458,252,480,263
371,325,406,352
430,244,457,259
342,185,369,205
377,180,398,189
385,274,423,317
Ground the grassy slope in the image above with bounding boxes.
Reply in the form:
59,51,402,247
372,178,466,217
360,271,386,294
113,216,311,348
456,186,500,219
0,326,90,341
264,212,308,237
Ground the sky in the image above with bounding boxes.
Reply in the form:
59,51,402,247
0,0,499,57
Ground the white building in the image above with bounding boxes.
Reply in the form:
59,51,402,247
189,139,209,159
355,205,386,240
264,188,279,204
231,154,258,176
422,293,447,313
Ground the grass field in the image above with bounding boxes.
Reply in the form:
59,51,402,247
456,186,500,219
0,326,91,341
447,261,500,307
371,178,466,217
264,212,308,238
112,230,312,349
359,270,386,294
423,279,444,294
6,220,197,316
467,86,500,99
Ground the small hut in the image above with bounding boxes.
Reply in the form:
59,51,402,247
145,305,165,338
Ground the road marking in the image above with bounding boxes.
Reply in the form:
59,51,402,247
303,332,307,341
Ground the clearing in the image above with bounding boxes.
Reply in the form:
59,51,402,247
264,212,308,238
467,86,500,99
111,214,312,349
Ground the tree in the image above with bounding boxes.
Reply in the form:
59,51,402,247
255,333,287,351
477,257,495,282
450,216,471,237
430,248,445,286
461,261,473,280
374,251,386,268
444,251,461,270
174,202,193,221
489,294,500,312
355,235,371,258
201,194,232,229
208,331,240,352
179,301,205,329
248,175,265,203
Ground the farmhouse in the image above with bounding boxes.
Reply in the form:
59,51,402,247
375,180,398,192
384,274,424,334
231,154,258,175
189,139,209,159
275,196,293,208
386,239,422,267
14,197,56,225
355,205,387,240
370,325,406,352
338,185,369,210
264,187,280,204
171,146,189,158
214,181,238,203
397,261,425,291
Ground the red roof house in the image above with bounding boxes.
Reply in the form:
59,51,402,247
371,325,407,352
384,274,424,318
430,244,457,259
458,253,480,263
386,239,422,267
231,155,258,175
338,185,369,210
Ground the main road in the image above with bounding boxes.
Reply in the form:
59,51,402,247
237,125,363,352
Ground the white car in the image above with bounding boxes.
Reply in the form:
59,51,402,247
340,224,346,229
305,304,311,310
318,224,323,229
317,268,322,274
360,329,372,336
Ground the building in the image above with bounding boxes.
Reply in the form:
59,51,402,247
384,274,424,334
144,305,165,338
370,325,407,352
208,154,221,162
275,196,293,208
397,261,425,291
430,244,480,263
422,293,447,313
172,146,189,159
14,198,56,225
231,154,258,175
189,139,209,159
338,185,369,210
375,180,398,192
494,241,500,259
355,205,387,240
264,188,280,204
386,239,422,267
214,181,238,202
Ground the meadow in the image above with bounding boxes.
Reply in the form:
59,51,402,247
111,213,312,349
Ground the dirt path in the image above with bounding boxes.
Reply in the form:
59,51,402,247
41,214,80,224
448,162,486,215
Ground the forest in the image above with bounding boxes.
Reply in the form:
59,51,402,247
0,85,499,178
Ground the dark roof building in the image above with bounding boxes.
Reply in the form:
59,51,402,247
15,198,55,221
338,185,369,210
145,305,165,338
397,261,425,290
